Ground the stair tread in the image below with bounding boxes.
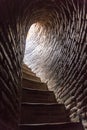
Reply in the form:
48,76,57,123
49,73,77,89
22,64,32,71
19,122,81,126
22,87,51,92
22,64,37,77
23,72,41,82
22,77,43,83
21,102,61,105
22,70,36,76
21,103,69,124
23,75,41,82
19,122,84,130
22,78,48,90
22,87,57,103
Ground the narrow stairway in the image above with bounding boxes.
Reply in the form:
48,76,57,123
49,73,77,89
19,64,84,130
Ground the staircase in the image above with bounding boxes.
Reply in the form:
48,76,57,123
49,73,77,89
19,64,84,130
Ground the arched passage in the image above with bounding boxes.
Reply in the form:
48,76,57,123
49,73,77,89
0,0,87,129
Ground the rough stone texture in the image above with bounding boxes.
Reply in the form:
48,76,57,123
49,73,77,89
0,1,26,128
24,0,87,129
0,0,87,129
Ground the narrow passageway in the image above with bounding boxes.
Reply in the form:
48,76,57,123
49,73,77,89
19,64,84,130
0,0,87,130
23,2,87,127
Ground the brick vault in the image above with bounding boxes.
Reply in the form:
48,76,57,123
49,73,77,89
0,0,87,129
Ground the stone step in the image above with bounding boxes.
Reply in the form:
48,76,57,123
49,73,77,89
22,69,36,76
21,103,69,124
22,66,36,76
22,72,41,82
22,87,57,103
19,122,84,130
22,78,48,90
22,64,36,76
22,64,32,72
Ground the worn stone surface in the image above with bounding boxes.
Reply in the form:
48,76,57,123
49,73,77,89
23,0,87,129
0,0,87,129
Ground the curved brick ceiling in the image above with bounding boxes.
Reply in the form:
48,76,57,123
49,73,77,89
23,0,87,128
0,0,87,129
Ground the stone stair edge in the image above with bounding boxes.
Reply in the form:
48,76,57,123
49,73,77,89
22,77,47,84
21,102,64,106
19,122,81,126
22,71,36,76
22,87,53,92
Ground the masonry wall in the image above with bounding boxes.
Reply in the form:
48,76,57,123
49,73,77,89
0,0,87,129
24,0,87,129
0,1,26,128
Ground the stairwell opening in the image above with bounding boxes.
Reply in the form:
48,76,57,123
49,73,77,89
24,21,51,84
23,1,87,127
0,0,87,129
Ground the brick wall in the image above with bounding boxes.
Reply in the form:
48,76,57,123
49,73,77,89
0,0,87,129
0,1,26,127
